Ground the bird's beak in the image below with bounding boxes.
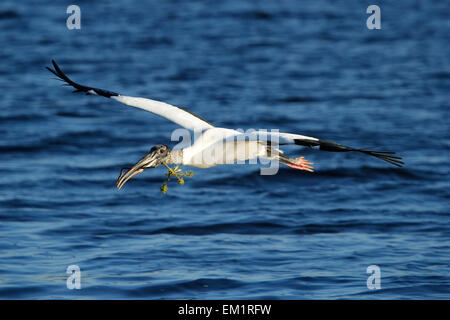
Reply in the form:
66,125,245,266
116,151,160,190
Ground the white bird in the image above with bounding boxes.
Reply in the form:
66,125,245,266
47,60,403,189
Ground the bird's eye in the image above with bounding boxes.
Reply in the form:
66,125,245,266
159,149,164,154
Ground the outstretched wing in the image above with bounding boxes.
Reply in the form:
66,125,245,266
47,60,214,131
221,130,404,167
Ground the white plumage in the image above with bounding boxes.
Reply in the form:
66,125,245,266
47,60,403,189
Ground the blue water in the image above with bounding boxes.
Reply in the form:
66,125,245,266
0,0,449,299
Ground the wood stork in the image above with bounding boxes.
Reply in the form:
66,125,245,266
47,60,403,189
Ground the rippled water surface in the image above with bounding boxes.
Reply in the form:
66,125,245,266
0,1,449,299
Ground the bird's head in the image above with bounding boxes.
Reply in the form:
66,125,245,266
116,144,171,189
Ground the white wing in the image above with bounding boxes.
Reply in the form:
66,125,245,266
47,60,214,131
220,130,320,146
111,96,213,131
189,129,404,167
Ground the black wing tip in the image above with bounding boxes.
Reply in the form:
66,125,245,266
51,59,63,75
359,149,404,167
46,59,76,86
296,138,405,168
46,59,119,98
46,65,59,78
314,139,404,167
294,139,320,148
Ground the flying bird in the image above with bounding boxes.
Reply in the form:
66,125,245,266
47,60,403,189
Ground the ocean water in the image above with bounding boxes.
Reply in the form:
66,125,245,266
0,0,449,299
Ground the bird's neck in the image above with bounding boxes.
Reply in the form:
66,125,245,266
167,150,183,164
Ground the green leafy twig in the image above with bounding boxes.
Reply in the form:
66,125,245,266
160,162,194,194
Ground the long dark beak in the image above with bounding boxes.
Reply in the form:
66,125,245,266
116,152,160,190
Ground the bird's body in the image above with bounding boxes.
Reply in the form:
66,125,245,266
185,136,266,168
180,128,259,167
47,60,403,189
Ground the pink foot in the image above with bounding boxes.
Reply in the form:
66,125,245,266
285,156,314,172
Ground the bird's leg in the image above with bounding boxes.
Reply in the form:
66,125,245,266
280,156,314,172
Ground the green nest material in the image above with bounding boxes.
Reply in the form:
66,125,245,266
160,163,194,194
